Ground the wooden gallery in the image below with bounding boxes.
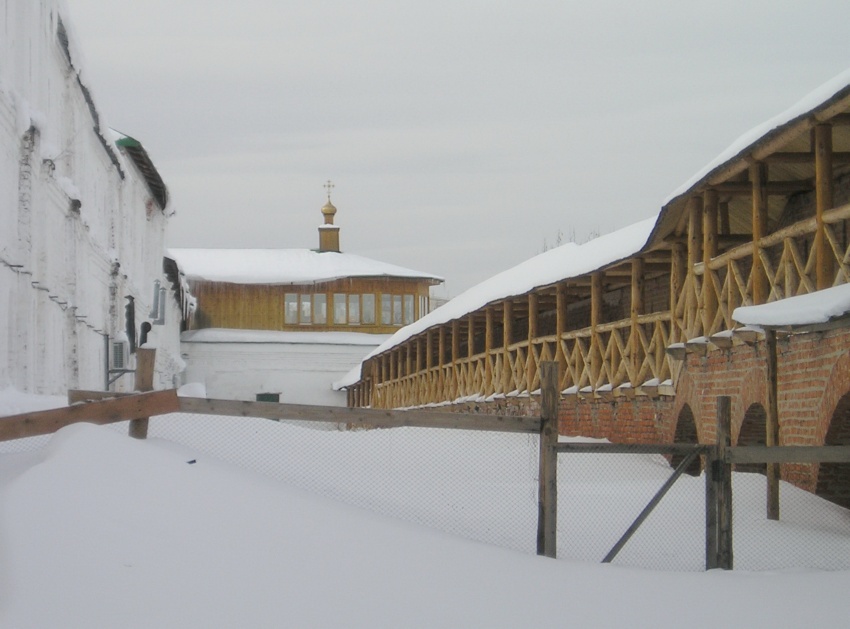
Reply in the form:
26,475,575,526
342,71,850,508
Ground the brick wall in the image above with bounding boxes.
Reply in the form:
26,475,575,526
432,327,850,501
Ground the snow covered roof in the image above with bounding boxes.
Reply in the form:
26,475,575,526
168,248,444,286
733,284,850,330
336,214,658,387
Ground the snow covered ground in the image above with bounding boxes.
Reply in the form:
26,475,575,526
2,390,850,627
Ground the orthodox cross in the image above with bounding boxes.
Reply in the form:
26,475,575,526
324,179,335,201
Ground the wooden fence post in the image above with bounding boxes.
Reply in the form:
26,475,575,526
706,396,733,569
129,348,156,439
705,441,718,569
765,329,780,520
716,396,733,569
537,361,559,558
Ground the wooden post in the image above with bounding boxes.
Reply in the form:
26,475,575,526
687,197,703,335
630,258,644,384
751,162,769,305
537,361,559,558
765,329,780,520
503,300,513,394
451,319,461,398
716,396,733,569
702,189,719,334
815,123,834,290
590,272,602,388
556,283,568,375
670,242,686,343
527,293,539,392
129,348,155,439
705,443,718,569
485,307,494,392
451,320,460,363
467,314,475,358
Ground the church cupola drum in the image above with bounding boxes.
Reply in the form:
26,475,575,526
318,179,340,253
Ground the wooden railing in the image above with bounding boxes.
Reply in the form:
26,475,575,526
369,312,674,408
687,202,850,341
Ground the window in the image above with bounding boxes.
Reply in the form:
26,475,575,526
381,294,392,325
285,294,298,324
314,294,327,324
392,295,402,325
333,294,347,324
404,294,414,325
299,295,312,324
362,294,376,324
348,295,360,324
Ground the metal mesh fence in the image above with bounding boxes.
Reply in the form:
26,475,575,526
4,415,850,571
146,413,541,555
554,450,707,571
730,470,850,571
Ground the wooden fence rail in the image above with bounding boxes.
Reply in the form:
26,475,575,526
177,397,541,434
0,389,180,442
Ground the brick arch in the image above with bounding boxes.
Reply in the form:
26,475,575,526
736,403,767,475
671,403,701,476
816,392,850,508
813,348,850,445
738,366,767,439
670,370,702,441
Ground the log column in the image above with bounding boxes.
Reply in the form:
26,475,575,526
702,189,719,334
485,307,494,394
438,325,446,398
527,293,539,392
467,313,475,397
556,283,568,378
670,242,686,344
426,329,433,400
751,162,769,305
687,197,703,336
451,319,460,399
590,272,602,389
503,300,513,394
815,123,834,290
630,258,644,385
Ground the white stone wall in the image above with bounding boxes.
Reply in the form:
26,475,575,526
180,339,380,407
0,1,183,395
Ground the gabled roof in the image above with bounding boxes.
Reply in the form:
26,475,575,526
169,248,444,286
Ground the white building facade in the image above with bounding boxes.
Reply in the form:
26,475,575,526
0,1,185,395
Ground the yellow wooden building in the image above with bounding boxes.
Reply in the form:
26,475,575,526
173,196,443,336
170,193,443,404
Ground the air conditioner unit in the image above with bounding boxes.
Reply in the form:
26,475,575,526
112,340,127,370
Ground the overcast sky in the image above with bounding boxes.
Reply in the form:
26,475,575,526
67,0,850,298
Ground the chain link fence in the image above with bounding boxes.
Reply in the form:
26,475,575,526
4,412,850,571
149,413,541,555
730,470,850,571
554,449,707,571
